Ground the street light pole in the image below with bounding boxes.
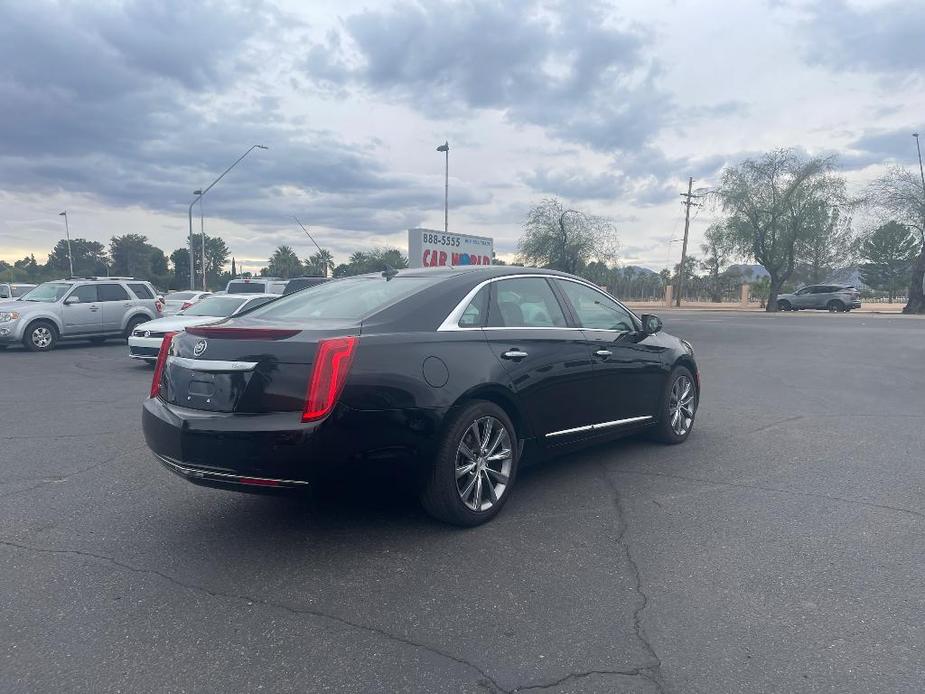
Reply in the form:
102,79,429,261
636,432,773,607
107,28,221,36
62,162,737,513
914,133,925,202
58,211,74,278
436,141,449,233
188,144,268,289
193,189,205,290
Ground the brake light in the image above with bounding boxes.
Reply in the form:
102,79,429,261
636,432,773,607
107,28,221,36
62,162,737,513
237,477,280,487
149,332,178,398
155,298,164,313
180,301,193,311
302,336,357,422
185,326,300,340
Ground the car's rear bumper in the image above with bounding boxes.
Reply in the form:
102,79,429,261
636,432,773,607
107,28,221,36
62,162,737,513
142,396,443,489
849,300,862,309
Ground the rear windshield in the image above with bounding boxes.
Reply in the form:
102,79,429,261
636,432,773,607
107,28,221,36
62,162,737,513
246,276,436,321
182,296,247,317
165,291,197,301
226,281,265,294
20,282,73,302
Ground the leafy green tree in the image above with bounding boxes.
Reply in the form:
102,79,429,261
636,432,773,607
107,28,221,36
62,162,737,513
518,198,618,274
332,248,409,277
859,221,919,302
110,234,169,286
866,167,925,313
715,149,848,311
46,239,108,277
700,223,734,302
170,247,192,289
304,249,335,277
267,245,302,278
203,236,229,288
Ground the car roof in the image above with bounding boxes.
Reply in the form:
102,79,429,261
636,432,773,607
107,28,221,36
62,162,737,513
220,293,282,299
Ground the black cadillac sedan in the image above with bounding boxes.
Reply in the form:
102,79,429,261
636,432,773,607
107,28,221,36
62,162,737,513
143,266,699,526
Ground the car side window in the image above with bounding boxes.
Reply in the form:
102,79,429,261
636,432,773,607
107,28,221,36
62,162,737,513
127,283,154,299
556,280,635,331
488,278,567,328
458,286,489,328
98,284,130,301
68,285,98,303
241,296,276,311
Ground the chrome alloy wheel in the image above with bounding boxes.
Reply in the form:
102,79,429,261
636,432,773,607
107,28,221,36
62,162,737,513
455,416,512,512
31,326,52,349
669,375,696,436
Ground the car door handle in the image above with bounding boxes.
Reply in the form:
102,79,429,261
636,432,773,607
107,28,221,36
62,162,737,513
89,306,100,312
594,349,612,358
501,349,528,360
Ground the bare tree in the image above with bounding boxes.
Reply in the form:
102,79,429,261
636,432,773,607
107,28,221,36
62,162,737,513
866,167,925,313
519,198,618,274
715,149,848,311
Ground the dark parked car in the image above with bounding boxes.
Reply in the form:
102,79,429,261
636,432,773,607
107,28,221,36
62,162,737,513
283,276,330,295
776,285,861,312
143,267,699,526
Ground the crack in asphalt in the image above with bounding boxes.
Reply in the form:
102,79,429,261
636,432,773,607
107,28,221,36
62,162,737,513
511,667,656,692
612,469,925,521
0,539,508,693
599,465,668,694
0,449,132,501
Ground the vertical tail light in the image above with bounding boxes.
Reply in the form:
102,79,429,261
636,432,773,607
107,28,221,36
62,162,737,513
180,301,193,311
149,332,178,399
302,336,357,422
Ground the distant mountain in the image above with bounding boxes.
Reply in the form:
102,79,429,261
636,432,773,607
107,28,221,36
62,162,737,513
621,265,658,276
725,264,769,281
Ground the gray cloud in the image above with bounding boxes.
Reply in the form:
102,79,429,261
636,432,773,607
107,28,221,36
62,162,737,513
0,0,481,238
802,0,925,75
841,128,922,170
304,0,672,154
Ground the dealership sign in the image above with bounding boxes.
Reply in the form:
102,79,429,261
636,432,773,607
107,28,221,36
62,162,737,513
408,228,494,268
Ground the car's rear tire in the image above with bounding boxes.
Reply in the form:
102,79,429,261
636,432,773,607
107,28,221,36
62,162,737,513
651,366,698,445
777,300,791,311
827,300,844,313
23,320,57,352
420,400,519,526
124,316,147,341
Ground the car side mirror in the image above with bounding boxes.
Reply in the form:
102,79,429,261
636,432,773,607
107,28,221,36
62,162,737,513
640,314,662,335
64,296,79,305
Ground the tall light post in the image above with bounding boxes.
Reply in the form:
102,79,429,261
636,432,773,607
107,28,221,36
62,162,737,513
914,133,925,201
436,141,449,233
193,189,205,290
58,211,74,278
188,144,268,289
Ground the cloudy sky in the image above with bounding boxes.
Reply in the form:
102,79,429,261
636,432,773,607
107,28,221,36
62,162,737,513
0,0,922,271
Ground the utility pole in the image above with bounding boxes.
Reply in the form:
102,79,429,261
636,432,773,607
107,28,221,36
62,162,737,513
676,177,702,307
58,211,74,278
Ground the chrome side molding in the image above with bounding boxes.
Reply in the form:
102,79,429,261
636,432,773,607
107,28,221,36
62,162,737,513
546,415,653,438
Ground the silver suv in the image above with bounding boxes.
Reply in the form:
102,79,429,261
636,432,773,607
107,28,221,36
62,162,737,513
777,285,862,312
0,277,160,352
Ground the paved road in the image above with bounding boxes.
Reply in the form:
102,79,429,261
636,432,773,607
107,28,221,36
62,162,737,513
1,312,922,693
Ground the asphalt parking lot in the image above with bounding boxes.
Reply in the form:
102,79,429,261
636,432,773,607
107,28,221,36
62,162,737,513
1,311,923,693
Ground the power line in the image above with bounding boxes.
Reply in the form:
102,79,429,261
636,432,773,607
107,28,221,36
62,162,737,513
675,177,704,307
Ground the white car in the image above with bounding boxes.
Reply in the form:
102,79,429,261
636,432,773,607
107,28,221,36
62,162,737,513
159,290,212,317
128,293,280,361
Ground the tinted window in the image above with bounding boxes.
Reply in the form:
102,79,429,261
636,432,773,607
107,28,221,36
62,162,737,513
128,283,153,299
557,280,634,331
98,284,129,301
488,277,567,328
68,285,98,303
182,296,246,317
248,276,438,321
226,281,265,294
239,296,278,311
20,283,72,302
458,286,489,328
283,278,328,295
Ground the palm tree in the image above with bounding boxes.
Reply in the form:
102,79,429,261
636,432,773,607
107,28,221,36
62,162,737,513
305,249,335,277
267,245,302,278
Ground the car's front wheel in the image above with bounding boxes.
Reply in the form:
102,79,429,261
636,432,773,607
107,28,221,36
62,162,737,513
420,400,518,526
652,366,698,444
777,300,791,311
23,320,58,352
124,316,147,341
